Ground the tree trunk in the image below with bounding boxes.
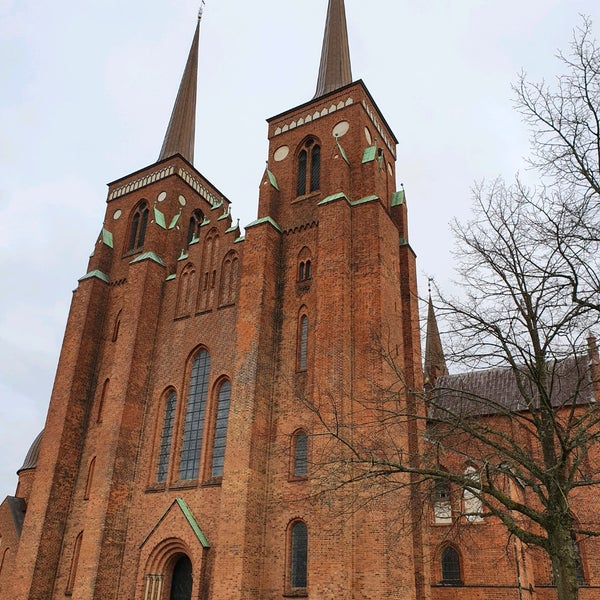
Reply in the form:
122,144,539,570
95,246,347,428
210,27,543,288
548,523,579,600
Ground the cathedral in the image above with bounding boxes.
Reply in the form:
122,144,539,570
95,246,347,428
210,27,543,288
1,1,599,599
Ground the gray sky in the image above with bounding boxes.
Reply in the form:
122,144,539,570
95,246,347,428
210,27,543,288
1,0,599,497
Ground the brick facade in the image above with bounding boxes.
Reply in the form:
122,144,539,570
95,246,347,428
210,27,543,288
2,5,599,600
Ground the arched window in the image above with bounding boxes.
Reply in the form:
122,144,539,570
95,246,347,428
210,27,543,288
463,466,483,522
298,314,309,371
66,531,83,595
292,430,308,478
433,471,451,524
296,139,320,196
83,457,96,500
211,380,231,478
127,201,149,252
297,248,313,282
169,555,193,600
440,545,462,585
289,521,308,590
179,350,211,480
187,209,204,247
157,391,177,483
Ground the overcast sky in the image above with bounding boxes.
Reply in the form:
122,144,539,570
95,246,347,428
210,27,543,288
1,0,599,497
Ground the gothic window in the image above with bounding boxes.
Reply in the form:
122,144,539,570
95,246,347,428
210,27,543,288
433,472,452,524
83,457,96,500
157,391,177,483
289,521,308,591
179,349,211,480
219,251,239,306
169,555,193,600
292,430,308,478
187,209,204,247
297,247,313,282
66,531,83,595
297,313,309,371
440,545,462,585
127,201,149,252
463,466,483,522
210,380,231,478
296,139,320,196
177,263,196,316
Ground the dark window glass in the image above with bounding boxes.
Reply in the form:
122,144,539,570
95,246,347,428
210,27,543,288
128,202,149,251
299,262,305,281
179,350,210,480
294,432,308,477
170,555,193,600
310,145,320,192
187,210,204,247
297,150,307,196
128,212,140,251
441,546,462,585
299,315,308,371
211,380,231,477
157,391,177,482
290,521,308,588
434,479,450,501
304,260,311,279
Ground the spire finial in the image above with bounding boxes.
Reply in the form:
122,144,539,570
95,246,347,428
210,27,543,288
158,12,202,164
314,0,353,99
198,1,205,20
424,284,448,386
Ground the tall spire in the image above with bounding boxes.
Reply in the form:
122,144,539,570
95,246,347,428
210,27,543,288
314,0,353,99
158,8,202,164
424,290,448,386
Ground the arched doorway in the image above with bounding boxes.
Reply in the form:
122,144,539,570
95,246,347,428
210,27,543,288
169,555,192,600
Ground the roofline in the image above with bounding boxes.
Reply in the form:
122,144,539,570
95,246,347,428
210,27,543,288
267,79,399,145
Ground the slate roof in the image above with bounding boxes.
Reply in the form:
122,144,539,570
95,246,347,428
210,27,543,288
4,496,26,536
430,356,595,420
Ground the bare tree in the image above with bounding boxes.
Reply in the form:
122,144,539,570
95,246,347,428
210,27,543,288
515,16,600,312
307,18,600,600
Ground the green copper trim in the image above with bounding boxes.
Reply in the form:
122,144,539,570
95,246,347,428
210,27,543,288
169,210,181,230
336,141,350,165
352,195,379,206
391,190,405,206
362,146,376,163
166,273,177,281
154,206,167,229
234,235,245,243
266,168,280,191
318,192,348,206
201,217,211,226
139,498,210,550
175,498,210,548
129,251,166,267
101,228,114,248
178,249,189,261
399,237,409,246
245,216,282,233
79,270,110,284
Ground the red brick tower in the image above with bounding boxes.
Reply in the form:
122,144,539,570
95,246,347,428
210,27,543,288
0,2,427,598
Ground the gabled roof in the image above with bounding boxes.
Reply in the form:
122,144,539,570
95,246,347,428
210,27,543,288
430,356,595,419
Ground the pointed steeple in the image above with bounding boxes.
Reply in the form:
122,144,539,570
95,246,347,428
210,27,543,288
314,0,353,99
158,9,202,164
424,291,448,386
